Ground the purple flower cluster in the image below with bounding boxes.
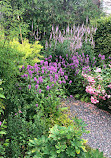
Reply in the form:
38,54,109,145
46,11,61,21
20,59,70,95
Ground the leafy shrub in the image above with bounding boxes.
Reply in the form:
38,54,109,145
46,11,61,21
83,149,106,158
0,120,9,158
0,79,5,117
94,16,111,59
27,119,88,158
0,32,43,115
9,38,43,65
6,110,48,158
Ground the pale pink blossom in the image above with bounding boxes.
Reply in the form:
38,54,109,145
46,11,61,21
108,84,111,89
86,86,95,95
91,96,99,104
94,67,101,73
87,76,95,83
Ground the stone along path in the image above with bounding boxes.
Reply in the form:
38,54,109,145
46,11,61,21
61,97,111,158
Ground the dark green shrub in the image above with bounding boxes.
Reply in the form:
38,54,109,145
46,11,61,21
94,16,111,59
6,111,49,158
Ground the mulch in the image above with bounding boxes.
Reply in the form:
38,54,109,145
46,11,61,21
60,97,111,158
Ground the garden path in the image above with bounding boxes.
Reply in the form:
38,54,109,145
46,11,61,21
61,97,111,158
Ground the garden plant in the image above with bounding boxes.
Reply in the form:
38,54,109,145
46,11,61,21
0,0,110,157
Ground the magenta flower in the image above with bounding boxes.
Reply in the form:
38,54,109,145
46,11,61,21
36,104,38,107
28,85,31,89
58,80,62,84
46,85,50,90
65,76,68,80
35,84,39,89
55,74,58,80
37,80,39,84
69,80,72,84
34,77,37,81
39,76,43,83
52,84,54,87
70,95,73,98
0,121,2,126
39,89,41,93
62,80,66,84
40,60,44,65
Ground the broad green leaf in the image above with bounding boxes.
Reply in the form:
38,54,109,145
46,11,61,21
0,94,5,99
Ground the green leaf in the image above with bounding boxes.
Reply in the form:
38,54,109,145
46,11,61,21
0,94,5,99
0,131,6,135
76,149,80,154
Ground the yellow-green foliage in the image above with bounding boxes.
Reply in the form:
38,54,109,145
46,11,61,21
9,38,43,65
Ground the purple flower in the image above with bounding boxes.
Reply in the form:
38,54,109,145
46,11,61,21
61,72,64,76
24,74,28,78
40,60,44,65
58,80,62,84
35,84,39,89
69,80,72,84
101,55,105,60
0,121,2,126
58,63,61,67
46,85,50,90
34,77,37,81
15,113,17,116
19,87,22,90
59,56,62,59
55,74,58,80
50,76,53,82
39,89,41,93
52,84,54,87
65,75,68,80
36,104,38,107
44,61,48,66
39,76,43,83
28,85,31,89
70,95,73,98
49,55,52,59
62,80,66,84
37,80,39,84
22,65,25,69
66,54,68,57
98,54,102,57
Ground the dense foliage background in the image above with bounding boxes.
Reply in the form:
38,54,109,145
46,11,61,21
0,0,110,157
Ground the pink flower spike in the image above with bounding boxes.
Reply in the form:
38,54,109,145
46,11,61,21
15,113,17,115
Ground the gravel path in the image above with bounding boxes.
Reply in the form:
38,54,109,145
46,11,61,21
61,97,111,158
